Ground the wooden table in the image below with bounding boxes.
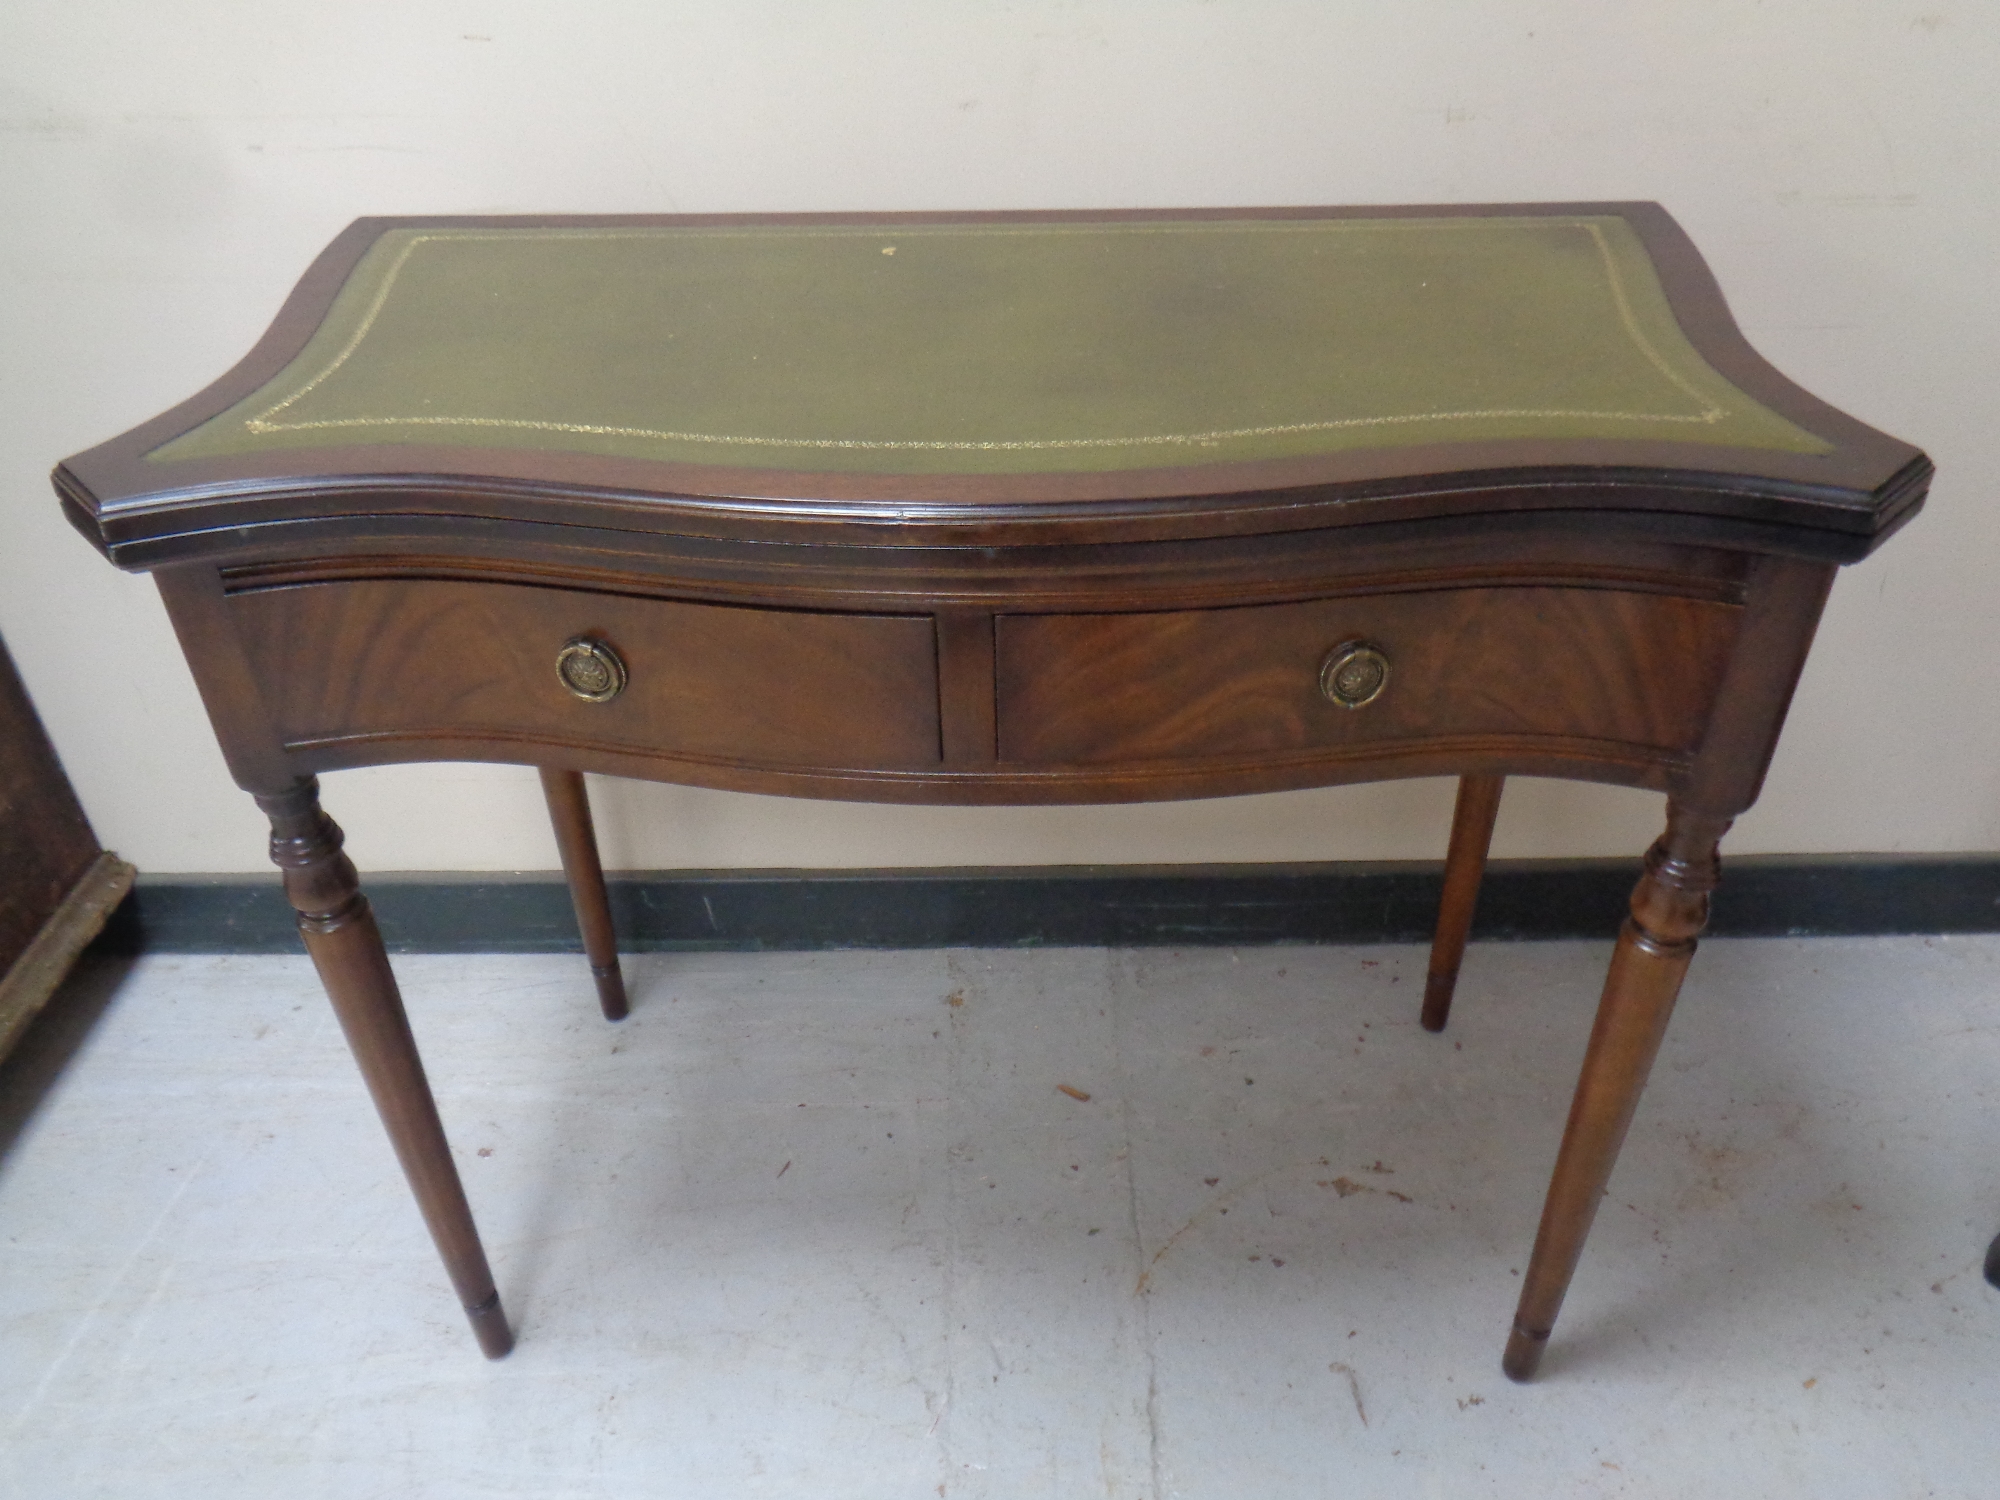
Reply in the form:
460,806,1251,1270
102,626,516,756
55,205,1929,1380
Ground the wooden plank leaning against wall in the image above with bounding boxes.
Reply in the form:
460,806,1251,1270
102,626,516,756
0,634,135,1063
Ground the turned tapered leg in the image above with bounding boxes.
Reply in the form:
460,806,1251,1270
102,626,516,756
1502,802,1731,1382
257,778,513,1359
1423,774,1505,1033
538,767,629,1022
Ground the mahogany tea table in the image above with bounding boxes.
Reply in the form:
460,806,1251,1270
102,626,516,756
54,204,1930,1379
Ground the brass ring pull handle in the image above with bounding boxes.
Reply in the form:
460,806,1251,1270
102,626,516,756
1320,640,1390,709
555,637,627,703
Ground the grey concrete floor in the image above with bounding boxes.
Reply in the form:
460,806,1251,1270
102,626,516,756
2,937,1996,1498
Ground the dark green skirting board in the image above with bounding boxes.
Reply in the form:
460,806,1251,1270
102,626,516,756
91,858,2000,956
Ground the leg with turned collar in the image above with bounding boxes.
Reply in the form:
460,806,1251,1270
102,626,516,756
538,767,629,1021
1501,801,1731,1382
1423,773,1505,1033
257,777,514,1359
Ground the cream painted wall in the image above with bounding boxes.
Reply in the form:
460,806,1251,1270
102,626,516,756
2,2,1994,875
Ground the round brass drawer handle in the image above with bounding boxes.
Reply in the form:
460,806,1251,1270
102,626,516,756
555,637,627,703
1320,640,1390,709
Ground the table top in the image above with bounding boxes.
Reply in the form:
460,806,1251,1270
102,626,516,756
58,204,1927,565
157,214,1821,471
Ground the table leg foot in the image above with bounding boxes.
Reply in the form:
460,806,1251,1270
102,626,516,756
257,777,514,1360
588,962,629,1020
539,767,629,1021
1501,1326,1548,1383
1423,774,1504,1033
465,1289,516,1359
1502,801,1730,1380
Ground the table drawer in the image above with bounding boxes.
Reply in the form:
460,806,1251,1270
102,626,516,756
231,578,940,768
995,587,1741,766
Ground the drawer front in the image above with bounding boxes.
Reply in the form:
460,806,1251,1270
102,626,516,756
232,579,940,768
995,587,1740,766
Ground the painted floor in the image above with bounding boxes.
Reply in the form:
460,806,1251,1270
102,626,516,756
2,938,1996,1498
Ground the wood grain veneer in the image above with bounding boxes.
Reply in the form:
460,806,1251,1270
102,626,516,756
995,586,1740,767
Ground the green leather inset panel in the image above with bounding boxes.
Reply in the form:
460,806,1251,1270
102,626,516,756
151,217,1829,474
